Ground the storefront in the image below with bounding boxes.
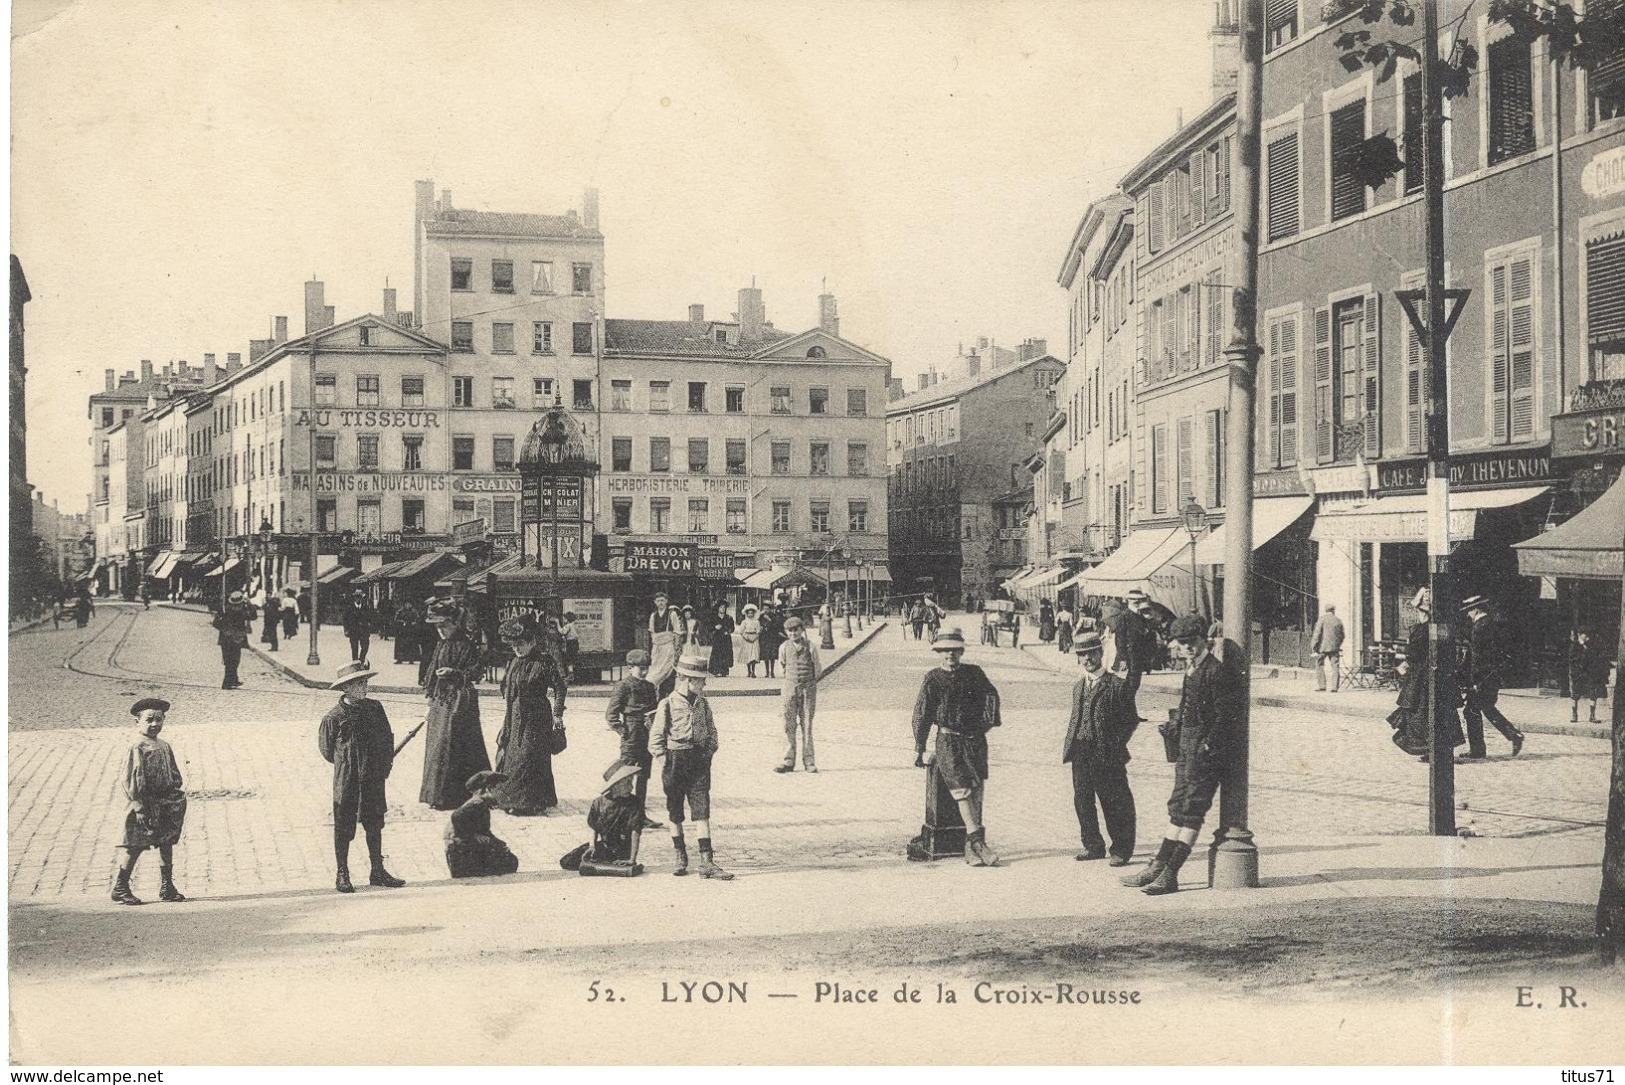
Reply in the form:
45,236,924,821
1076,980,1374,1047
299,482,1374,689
1310,448,1559,687
1191,472,1316,665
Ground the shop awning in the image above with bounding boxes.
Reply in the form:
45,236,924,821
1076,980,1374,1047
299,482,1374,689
1311,486,1551,542
468,554,525,592
203,557,241,578
1015,566,1066,591
1071,526,1188,599
147,552,180,579
824,564,893,584
317,564,361,587
355,560,411,585
383,550,465,582
1514,473,1625,580
739,566,824,591
1191,495,1314,564
171,551,211,570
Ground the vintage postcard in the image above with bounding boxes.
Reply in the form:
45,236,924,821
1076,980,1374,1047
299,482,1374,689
8,0,1624,1068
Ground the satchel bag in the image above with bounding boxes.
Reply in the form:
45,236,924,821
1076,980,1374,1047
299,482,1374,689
549,724,568,755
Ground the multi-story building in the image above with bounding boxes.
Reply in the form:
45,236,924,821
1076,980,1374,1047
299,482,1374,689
1255,0,1625,677
886,352,1064,605
143,397,190,554
11,255,32,595
600,289,890,586
413,180,605,549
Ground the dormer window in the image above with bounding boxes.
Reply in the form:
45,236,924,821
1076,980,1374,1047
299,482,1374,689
807,346,827,358
359,325,376,346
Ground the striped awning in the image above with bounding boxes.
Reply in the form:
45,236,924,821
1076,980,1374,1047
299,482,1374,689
147,552,180,579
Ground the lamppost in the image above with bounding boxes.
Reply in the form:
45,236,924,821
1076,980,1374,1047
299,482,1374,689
1182,500,1207,617
297,515,320,667
820,536,837,650
841,549,853,638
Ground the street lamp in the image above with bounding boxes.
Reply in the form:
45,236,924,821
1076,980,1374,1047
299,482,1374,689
297,515,320,667
1181,500,1207,617
257,518,274,596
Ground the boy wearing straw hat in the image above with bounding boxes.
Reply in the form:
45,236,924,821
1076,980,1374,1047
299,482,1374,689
318,660,407,894
649,647,732,880
911,627,1003,866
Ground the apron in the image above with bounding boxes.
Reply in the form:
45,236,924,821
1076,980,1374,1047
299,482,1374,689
648,608,681,687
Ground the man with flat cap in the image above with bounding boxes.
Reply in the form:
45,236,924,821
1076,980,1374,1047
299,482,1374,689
319,660,407,893
112,698,189,905
911,626,1003,866
1460,594,1525,760
775,614,822,773
1122,613,1242,895
1063,630,1139,866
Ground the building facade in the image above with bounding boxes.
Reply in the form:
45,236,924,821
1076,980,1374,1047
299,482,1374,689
1256,0,1625,676
886,353,1064,606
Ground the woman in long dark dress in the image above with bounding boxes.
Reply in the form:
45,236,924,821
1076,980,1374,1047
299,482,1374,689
707,602,735,677
1388,591,1465,759
759,604,785,679
419,600,491,810
490,614,567,815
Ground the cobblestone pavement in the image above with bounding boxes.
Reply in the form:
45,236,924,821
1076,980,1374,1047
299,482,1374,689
7,607,1612,902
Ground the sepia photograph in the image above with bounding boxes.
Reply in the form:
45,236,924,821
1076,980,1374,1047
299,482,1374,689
7,0,1625,1069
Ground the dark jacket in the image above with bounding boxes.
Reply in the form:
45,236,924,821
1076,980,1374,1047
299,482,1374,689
911,663,1001,752
606,674,659,767
1176,651,1243,768
1569,636,1611,700
1062,670,1138,765
342,603,373,639
214,602,253,647
317,695,395,812
1464,615,1505,695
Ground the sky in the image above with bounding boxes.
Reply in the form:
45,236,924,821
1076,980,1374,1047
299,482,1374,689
10,0,1217,515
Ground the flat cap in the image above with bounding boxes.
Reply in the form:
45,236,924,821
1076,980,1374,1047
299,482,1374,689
130,697,171,716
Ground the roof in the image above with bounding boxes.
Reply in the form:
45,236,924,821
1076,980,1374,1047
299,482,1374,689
886,354,1064,415
208,313,449,397
422,208,602,241
1118,92,1237,194
1058,194,1133,287
90,372,209,407
603,319,792,358
1089,208,1135,282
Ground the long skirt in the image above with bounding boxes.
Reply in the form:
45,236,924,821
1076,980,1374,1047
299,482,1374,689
1387,705,1466,757
709,632,733,676
420,687,491,809
493,706,558,815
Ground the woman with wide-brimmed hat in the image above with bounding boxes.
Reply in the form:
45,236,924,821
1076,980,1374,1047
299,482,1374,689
489,613,568,815
736,604,762,678
418,598,491,810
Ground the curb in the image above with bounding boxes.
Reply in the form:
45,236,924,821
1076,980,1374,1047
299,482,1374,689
247,618,890,698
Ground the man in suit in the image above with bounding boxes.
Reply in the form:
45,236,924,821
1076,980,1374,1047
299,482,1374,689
214,591,253,689
1062,631,1138,866
1309,604,1346,692
1121,614,1243,895
1460,594,1525,760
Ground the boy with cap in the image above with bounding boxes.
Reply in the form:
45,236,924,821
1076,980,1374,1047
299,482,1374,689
911,627,1003,866
1062,631,1139,865
112,698,189,905
775,615,822,773
1122,613,1242,895
445,770,520,878
649,648,733,879
318,660,407,893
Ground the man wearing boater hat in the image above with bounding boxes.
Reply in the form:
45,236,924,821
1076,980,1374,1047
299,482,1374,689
111,698,189,905
318,660,407,893
1460,594,1525,759
1062,630,1139,866
213,590,254,689
1121,613,1242,895
911,626,1003,866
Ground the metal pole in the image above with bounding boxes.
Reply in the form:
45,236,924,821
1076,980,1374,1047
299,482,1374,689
307,529,321,666
1422,0,1458,835
1212,0,1264,890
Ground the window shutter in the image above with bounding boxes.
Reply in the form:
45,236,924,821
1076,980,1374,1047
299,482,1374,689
1219,136,1232,213
1490,263,1510,444
1509,254,1536,439
1330,100,1368,221
1192,154,1207,227
1153,425,1169,514
1314,306,1334,462
1587,233,1625,344
1362,292,1382,458
1148,183,1165,254
1136,303,1149,385
1267,131,1300,241
1280,313,1299,466
1176,417,1194,509
1405,303,1424,452
1206,276,1224,366
1137,194,1152,259
1266,319,1282,467
1489,38,1536,165
1402,73,1424,194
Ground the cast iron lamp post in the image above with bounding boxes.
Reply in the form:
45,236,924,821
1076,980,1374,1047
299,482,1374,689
1181,500,1207,616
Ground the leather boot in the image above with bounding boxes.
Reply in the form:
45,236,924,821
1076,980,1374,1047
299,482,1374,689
158,866,186,902
111,868,142,906
1122,838,1175,887
335,834,355,893
698,840,733,881
366,828,405,887
672,837,689,876
966,828,1000,866
1141,840,1193,896
1572,704,1580,723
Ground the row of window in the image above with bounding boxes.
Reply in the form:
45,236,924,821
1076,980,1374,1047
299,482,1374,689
610,436,870,476
887,403,960,449
604,380,868,416
606,496,871,537
1143,135,1233,258
888,453,958,496
448,319,592,356
1147,409,1228,516
450,258,593,296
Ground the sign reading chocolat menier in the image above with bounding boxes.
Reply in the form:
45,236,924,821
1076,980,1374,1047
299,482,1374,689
1376,447,1554,493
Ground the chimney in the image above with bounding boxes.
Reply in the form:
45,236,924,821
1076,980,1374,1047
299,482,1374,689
104,369,115,391
966,354,981,378
274,316,289,343
162,363,173,379
415,179,435,222
917,373,931,391
121,370,136,386
248,340,271,363
203,354,218,384
304,279,326,335
140,359,153,382
818,293,840,337
887,377,905,401
415,180,435,323
1210,1,1241,101
738,283,765,343
383,286,397,322
688,303,705,322
323,305,335,329
582,187,600,231
398,310,414,328
440,188,452,213
226,352,241,375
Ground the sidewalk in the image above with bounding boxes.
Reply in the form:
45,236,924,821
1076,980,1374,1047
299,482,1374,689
235,607,889,697
1021,640,1612,740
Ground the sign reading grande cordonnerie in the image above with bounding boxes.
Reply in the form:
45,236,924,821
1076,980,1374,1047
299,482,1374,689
624,542,696,573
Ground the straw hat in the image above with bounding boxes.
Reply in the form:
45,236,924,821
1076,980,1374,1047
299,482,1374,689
330,660,377,689
602,762,641,793
675,648,712,678
931,627,968,651
1073,631,1104,655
